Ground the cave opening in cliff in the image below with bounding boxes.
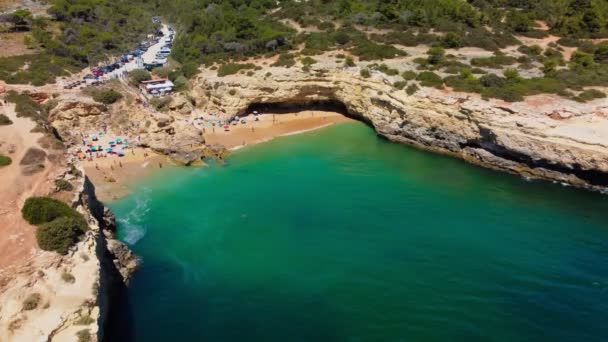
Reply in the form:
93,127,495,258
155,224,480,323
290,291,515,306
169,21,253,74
238,100,371,126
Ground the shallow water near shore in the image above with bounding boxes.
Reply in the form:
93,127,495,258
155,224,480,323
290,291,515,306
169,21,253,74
109,121,608,341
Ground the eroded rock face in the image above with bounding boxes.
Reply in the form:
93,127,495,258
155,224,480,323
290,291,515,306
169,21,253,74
49,96,205,164
193,66,608,191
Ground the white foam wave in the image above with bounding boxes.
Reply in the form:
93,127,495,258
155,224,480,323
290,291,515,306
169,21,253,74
119,189,151,245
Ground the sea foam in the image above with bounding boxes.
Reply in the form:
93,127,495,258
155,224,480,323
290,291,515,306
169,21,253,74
119,189,151,245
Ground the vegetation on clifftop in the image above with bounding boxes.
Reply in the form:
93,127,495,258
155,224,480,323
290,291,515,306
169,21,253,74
1,0,607,102
22,197,88,254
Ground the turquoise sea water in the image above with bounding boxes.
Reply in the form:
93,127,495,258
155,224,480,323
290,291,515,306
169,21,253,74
109,122,608,341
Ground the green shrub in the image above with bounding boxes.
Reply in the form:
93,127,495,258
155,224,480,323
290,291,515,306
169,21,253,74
22,197,84,225
173,75,188,90
372,63,399,76
416,71,444,88
36,216,87,254
479,74,506,88
76,316,95,325
128,69,151,85
444,75,483,93
441,32,463,48
181,62,199,78
471,53,517,68
351,38,406,61
393,81,407,90
150,96,172,111
360,68,371,78
593,42,608,63
271,53,296,68
0,114,12,125
217,63,256,76
23,293,41,310
301,56,317,66
427,47,445,65
344,56,355,67
55,179,74,191
406,84,420,95
402,71,417,80
575,89,606,102
77,329,91,342
61,272,75,283
92,89,122,105
0,155,12,167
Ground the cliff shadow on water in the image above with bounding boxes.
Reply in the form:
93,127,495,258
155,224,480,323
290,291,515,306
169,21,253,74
239,99,373,127
82,177,136,342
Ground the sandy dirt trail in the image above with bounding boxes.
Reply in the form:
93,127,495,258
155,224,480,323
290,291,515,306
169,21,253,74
0,103,56,271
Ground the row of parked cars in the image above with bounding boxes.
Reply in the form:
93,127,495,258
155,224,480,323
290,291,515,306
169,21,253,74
77,22,172,80
145,28,174,71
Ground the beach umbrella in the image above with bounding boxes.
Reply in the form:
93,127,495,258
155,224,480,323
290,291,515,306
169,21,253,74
253,111,258,114
105,147,112,152
109,140,115,145
118,150,125,156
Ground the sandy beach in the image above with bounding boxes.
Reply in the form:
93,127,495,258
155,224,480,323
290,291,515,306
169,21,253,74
203,110,353,149
80,110,353,201
80,147,171,202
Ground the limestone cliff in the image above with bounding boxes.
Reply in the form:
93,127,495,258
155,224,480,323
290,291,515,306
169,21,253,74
0,166,137,342
192,64,608,192
48,97,205,165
